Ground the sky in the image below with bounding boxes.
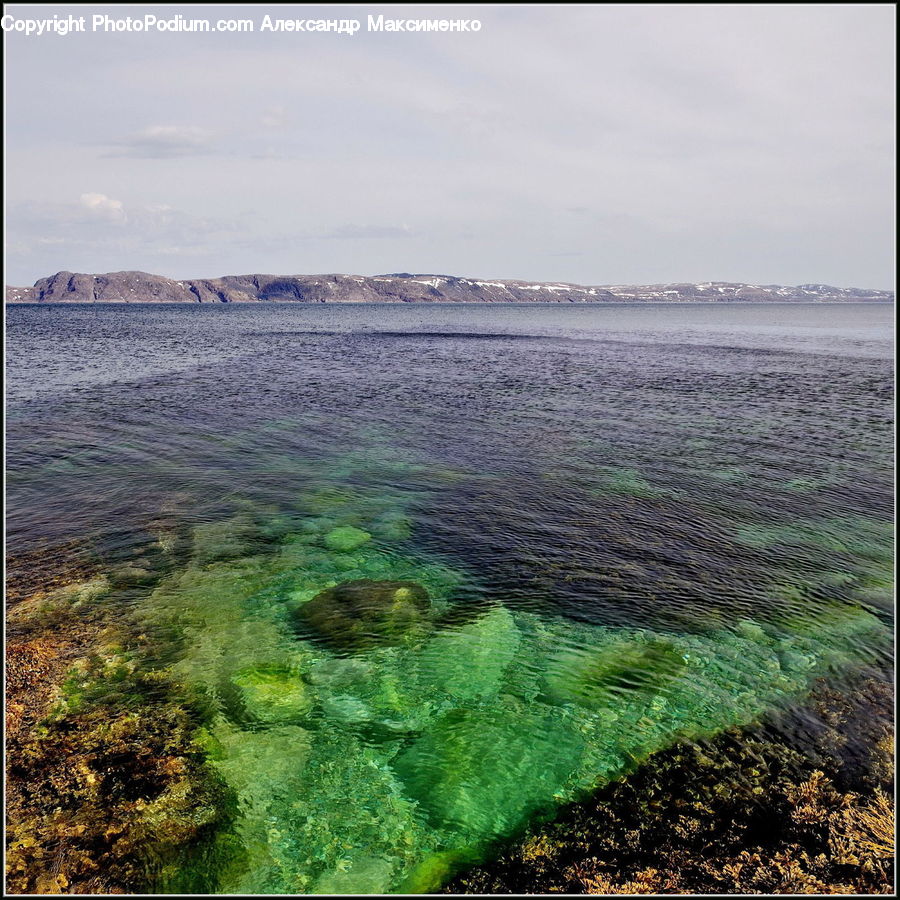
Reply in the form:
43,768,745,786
3,3,896,288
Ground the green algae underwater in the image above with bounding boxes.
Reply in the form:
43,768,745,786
101,448,886,895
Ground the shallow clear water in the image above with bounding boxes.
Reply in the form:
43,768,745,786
6,302,894,893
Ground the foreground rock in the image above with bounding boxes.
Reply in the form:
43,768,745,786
6,270,894,304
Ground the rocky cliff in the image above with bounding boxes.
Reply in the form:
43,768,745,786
5,270,894,304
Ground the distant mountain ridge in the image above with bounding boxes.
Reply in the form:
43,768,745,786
5,270,894,304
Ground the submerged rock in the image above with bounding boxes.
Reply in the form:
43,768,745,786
544,637,687,709
443,678,895,896
111,565,155,586
417,606,520,702
392,703,584,837
299,516,336,535
399,849,480,894
372,512,413,541
314,852,395,894
323,526,372,552
321,694,374,724
292,579,431,650
192,516,260,563
223,664,314,727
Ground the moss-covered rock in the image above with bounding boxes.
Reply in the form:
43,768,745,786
291,579,431,651
223,664,314,728
416,606,520,703
323,525,372,552
192,516,260,564
544,637,686,709
392,702,585,838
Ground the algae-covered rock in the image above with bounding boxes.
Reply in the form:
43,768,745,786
192,516,259,563
321,694,373,724
313,852,395,894
299,485,364,519
323,526,372,552
735,620,768,643
223,664,314,727
784,477,822,492
292,579,431,651
112,565,155,586
41,576,111,612
226,731,424,894
544,637,686,709
306,655,373,688
591,466,677,499
299,516,336,535
399,848,481,894
709,466,749,483
392,703,584,838
417,606,520,702
372,512,413,542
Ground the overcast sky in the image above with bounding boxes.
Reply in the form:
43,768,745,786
4,3,895,287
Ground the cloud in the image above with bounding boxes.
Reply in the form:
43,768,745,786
105,125,216,159
4,6,893,287
6,194,245,277
79,192,127,223
322,223,413,240
14,194,128,228
260,105,288,128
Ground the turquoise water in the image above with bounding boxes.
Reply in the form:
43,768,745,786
6,303,894,892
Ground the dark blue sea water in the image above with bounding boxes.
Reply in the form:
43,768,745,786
5,302,894,893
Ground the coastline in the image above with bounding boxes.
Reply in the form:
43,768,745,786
6,271,893,306
5,299,897,306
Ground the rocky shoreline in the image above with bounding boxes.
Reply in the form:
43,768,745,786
6,270,894,305
5,540,236,894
